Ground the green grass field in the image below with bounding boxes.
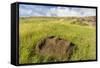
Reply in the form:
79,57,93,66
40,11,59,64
19,17,96,64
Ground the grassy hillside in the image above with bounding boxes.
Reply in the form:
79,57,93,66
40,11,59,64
19,17,96,64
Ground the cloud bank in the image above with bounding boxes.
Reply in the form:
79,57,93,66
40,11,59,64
19,4,96,17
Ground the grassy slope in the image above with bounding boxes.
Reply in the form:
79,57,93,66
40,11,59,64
19,18,96,64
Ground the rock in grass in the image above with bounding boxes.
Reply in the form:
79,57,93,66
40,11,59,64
36,36,75,61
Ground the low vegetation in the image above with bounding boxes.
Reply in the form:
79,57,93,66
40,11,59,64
19,16,96,64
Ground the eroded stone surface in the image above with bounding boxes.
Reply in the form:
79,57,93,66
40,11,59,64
36,36,75,60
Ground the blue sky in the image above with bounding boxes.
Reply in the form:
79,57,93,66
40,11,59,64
19,4,96,17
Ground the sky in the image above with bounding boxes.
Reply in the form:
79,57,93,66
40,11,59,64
19,4,96,17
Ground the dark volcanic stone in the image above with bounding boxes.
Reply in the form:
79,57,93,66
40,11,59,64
36,36,75,60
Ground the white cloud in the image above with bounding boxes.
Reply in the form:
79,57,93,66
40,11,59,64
19,8,33,17
19,4,96,17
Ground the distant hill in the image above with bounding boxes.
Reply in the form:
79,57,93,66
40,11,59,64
20,16,96,27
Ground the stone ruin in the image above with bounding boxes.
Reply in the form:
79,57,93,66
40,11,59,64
36,36,75,60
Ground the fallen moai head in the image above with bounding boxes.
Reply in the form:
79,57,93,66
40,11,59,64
36,36,75,61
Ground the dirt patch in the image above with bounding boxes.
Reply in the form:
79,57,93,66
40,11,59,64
36,36,75,60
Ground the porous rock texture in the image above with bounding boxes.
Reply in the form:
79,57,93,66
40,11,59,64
36,36,75,60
